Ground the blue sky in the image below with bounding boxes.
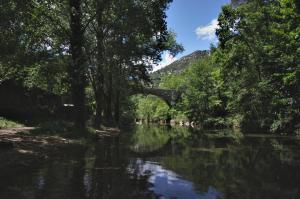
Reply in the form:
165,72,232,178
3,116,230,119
154,0,230,71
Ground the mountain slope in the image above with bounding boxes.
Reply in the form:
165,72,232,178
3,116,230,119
151,50,209,84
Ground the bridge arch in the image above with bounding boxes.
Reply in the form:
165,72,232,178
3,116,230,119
129,87,182,107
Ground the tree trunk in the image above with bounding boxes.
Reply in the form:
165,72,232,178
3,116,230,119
93,0,107,127
94,88,103,127
113,64,122,125
114,89,120,125
68,0,86,131
104,68,113,125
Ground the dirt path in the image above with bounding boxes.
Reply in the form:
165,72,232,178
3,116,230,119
0,125,120,161
0,127,35,135
0,127,75,147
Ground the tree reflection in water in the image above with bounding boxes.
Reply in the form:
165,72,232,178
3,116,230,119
1,125,300,199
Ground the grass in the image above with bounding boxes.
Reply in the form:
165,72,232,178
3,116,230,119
0,117,24,129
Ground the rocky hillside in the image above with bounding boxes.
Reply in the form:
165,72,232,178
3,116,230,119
151,50,208,84
231,0,247,8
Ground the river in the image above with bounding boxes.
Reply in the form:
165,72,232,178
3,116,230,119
1,125,300,199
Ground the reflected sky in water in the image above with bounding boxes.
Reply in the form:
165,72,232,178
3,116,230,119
1,125,300,199
128,159,223,199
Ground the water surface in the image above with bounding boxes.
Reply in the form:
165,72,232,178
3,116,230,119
1,125,300,199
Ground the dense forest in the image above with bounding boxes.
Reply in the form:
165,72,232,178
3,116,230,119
0,0,183,131
133,0,300,134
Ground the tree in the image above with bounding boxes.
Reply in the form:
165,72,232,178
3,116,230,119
85,0,182,127
215,0,300,133
0,0,69,93
68,0,87,130
0,0,183,129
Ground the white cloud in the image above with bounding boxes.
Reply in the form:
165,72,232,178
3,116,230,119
152,52,177,72
195,19,219,41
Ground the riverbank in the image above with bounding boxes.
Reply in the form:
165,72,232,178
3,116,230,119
1,116,299,177
0,117,121,173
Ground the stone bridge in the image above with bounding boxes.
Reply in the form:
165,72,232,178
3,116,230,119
130,87,182,106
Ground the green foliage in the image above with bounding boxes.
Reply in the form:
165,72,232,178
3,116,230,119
132,95,170,121
130,125,171,153
119,98,138,126
0,0,180,129
2,0,300,135
133,0,300,135
159,73,186,90
0,117,24,129
215,0,300,133
181,57,227,125
133,54,228,127
23,60,68,95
